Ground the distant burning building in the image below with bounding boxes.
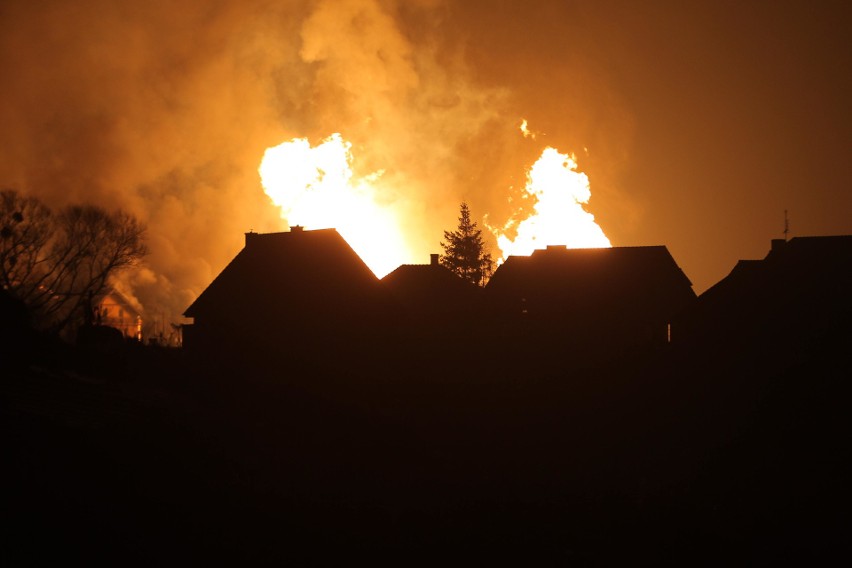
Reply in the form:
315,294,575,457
94,289,143,341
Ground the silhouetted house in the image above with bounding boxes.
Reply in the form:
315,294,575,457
183,228,387,364
685,236,852,350
381,253,482,337
486,245,696,347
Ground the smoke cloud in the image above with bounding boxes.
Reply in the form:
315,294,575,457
0,0,635,327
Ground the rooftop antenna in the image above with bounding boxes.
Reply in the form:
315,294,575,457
783,210,790,241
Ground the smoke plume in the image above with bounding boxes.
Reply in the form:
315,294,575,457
0,0,633,328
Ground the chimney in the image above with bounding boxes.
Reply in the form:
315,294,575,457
546,244,568,251
291,225,304,233
430,253,440,266
245,231,258,247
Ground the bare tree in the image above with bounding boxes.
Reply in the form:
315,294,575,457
0,190,53,296
0,190,147,333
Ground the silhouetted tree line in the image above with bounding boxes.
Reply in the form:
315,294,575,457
0,190,147,334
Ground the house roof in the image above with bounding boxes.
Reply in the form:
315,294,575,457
698,235,852,307
684,235,852,346
486,244,695,319
183,228,380,320
488,244,693,292
96,287,142,317
382,261,478,297
381,260,482,319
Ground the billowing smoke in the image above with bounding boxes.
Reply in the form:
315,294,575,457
0,0,633,329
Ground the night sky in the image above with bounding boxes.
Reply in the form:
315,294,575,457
2,0,849,321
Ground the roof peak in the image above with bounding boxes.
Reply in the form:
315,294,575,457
244,227,339,247
523,244,667,257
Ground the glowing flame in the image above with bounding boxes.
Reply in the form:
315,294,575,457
493,145,611,259
259,133,409,278
519,119,536,139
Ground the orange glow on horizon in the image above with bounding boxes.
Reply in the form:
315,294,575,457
259,134,410,278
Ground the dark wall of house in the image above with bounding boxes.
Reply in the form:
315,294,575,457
485,246,697,350
380,263,487,348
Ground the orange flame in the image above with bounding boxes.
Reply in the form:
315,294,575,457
492,144,611,259
259,134,409,278
519,119,535,139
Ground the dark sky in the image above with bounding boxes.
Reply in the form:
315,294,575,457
1,0,849,319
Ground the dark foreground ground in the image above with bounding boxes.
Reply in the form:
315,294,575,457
2,325,849,565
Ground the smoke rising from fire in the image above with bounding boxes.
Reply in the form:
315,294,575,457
0,0,634,326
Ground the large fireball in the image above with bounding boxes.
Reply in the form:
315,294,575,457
259,134,409,278
492,143,611,259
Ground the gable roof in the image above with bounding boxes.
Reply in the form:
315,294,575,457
695,236,852,331
381,259,482,322
700,236,852,304
184,228,379,320
488,245,693,293
486,244,695,320
96,288,142,318
382,261,478,298
685,235,852,350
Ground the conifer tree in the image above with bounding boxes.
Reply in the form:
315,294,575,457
440,202,494,286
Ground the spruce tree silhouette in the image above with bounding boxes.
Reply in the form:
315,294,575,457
440,202,494,286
